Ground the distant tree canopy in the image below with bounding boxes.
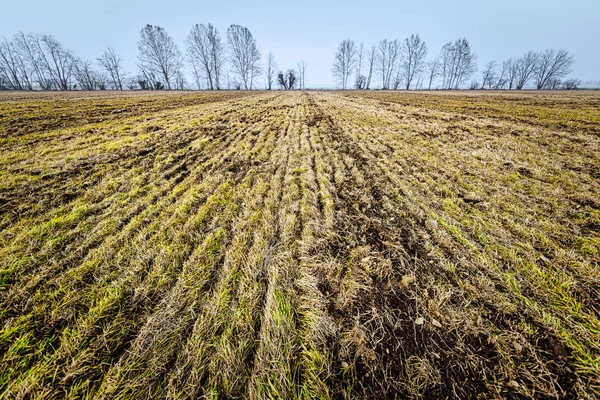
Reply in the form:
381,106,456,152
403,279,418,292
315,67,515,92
332,39,357,89
265,52,277,90
0,25,581,91
186,23,225,90
277,69,296,90
98,47,125,90
137,25,183,90
469,49,576,90
227,24,261,90
0,33,78,90
331,34,579,90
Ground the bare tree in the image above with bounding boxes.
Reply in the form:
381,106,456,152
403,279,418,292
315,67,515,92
546,78,562,90
186,23,224,90
0,40,24,90
137,25,182,90
439,43,452,89
97,74,108,90
377,39,401,89
187,24,211,90
265,52,276,90
514,51,539,90
439,38,477,89
355,75,366,90
189,57,204,89
356,42,364,78
138,70,164,90
75,60,107,91
354,42,365,89
366,44,376,89
393,66,402,90
480,61,497,89
74,59,100,90
19,34,78,90
175,69,186,90
126,78,137,90
454,38,478,89
297,60,307,89
277,69,296,90
206,25,225,89
332,39,357,89
401,34,428,90
13,33,53,90
97,47,125,90
227,25,261,90
562,79,579,90
534,49,574,89
42,35,78,90
426,58,440,90
492,60,510,89
0,37,34,90
504,58,518,90
415,72,425,90
377,39,390,89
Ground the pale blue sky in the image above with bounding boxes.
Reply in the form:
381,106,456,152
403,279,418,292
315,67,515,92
2,0,598,88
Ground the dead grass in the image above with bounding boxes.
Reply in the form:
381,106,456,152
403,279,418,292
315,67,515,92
0,90,599,399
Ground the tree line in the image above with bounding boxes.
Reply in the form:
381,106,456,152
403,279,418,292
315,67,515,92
333,35,578,90
0,25,581,91
0,24,306,91
477,49,577,90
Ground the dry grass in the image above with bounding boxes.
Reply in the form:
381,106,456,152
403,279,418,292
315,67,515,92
0,90,598,399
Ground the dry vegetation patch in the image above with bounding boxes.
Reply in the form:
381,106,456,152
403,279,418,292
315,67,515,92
0,90,599,399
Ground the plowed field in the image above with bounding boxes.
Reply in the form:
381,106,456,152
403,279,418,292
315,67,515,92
1,90,599,399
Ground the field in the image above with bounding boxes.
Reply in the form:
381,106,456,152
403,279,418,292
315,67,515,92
1,89,599,399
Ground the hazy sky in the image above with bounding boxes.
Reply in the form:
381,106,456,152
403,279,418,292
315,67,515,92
2,0,598,88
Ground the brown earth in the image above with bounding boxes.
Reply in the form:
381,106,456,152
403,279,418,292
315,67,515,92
0,90,599,399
